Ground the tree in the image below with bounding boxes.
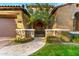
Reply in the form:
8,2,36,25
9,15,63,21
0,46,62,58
26,3,55,29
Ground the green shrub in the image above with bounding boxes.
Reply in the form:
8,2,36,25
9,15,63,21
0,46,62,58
47,36,55,43
61,31,69,36
46,36,61,43
14,37,34,43
72,35,79,42
59,35,65,42
59,31,71,42
59,35,71,42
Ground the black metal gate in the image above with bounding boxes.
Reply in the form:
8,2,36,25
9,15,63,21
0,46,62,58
34,29,45,37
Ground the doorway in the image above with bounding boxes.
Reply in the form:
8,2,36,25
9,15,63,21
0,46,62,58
33,20,45,37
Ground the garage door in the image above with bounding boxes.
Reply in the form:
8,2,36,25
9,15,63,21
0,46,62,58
0,18,16,37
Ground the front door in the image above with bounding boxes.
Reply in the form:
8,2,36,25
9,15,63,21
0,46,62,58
34,21,45,37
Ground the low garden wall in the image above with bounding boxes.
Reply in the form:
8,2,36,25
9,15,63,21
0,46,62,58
15,29,79,43
15,29,35,43
45,29,71,43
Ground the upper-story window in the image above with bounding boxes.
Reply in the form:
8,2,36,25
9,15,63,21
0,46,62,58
76,4,79,7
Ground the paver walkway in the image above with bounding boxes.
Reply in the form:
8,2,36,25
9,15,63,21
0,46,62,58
0,37,45,56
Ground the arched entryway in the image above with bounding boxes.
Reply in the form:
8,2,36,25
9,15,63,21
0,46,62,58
33,20,46,37
74,12,79,31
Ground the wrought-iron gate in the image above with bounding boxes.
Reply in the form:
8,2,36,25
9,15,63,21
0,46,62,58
34,29,45,37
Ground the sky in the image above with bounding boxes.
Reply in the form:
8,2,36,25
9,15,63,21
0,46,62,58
0,3,65,7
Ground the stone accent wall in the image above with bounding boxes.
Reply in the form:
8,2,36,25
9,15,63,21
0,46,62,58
16,11,26,39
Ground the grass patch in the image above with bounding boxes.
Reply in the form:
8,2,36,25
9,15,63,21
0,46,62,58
32,43,79,56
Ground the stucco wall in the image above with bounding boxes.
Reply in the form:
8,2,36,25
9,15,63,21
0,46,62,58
55,4,79,31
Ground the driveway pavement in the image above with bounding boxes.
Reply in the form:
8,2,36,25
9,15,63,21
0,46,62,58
0,37,45,56
0,37,13,49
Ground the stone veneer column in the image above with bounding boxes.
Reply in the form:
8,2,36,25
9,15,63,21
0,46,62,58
16,12,26,39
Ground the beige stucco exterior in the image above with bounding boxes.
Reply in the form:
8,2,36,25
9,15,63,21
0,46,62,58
54,4,79,31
